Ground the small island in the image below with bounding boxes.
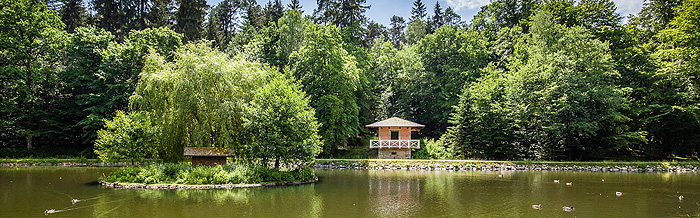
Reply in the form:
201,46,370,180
100,164,317,189
95,44,322,188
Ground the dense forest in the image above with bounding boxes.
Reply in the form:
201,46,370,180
1,0,698,161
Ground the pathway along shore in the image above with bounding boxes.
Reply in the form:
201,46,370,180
314,159,700,173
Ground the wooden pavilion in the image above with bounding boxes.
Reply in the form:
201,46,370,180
365,117,424,159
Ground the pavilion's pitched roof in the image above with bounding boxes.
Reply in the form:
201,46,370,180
365,117,425,128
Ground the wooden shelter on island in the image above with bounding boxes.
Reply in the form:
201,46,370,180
365,117,424,159
184,147,235,166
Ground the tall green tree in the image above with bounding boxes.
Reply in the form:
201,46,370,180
444,11,637,159
629,0,683,40
443,7,462,26
275,9,311,66
246,75,322,168
288,0,302,11
405,19,426,45
388,15,406,48
175,0,208,42
205,0,245,49
131,43,270,161
411,0,427,22
470,0,539,32
96,28,182,139
430,1,443,32
0,0,68,149
60,27,114,146
362,21,386,47
262,0,284,26
314,0,368,27
92,0,175,41
643,0,700,157
414,25,491,137
289,24,360,157
243,0,263,28
369,40,425,120
59,0,86,33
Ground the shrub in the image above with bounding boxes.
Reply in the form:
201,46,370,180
136,165,167,184
94,111,161,163
291,167,315,181
104,164,317,185
424,138,454,159
104,167,142,183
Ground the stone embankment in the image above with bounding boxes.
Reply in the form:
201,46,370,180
0,161,150,167
100,178,318,190
314,160,699,173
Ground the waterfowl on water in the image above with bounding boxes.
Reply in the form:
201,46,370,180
602,179,605,182
71,199,80,204
616,192,623,196
679,195,684,201
554,180,560,183
45,209,57,215
566,182,573,186
498,174,503,178
532,204,542,210
563,206,574,212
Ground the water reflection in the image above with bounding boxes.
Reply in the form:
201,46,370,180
368,170,421,218
1,168,700,217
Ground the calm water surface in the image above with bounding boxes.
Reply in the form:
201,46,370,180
1,167,698,217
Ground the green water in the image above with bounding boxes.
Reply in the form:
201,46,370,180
1,167,698,217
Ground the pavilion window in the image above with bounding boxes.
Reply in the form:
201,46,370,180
391,130,399,140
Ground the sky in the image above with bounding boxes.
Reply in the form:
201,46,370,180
205,0,647,26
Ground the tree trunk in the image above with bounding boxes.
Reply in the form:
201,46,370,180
26,135,33,150
274,158,280,169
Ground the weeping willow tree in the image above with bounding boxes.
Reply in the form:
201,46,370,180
130,43,271,162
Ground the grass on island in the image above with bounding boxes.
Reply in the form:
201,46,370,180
102,164,316,185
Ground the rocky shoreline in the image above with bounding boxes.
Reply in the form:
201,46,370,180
0,161,150,167
99,178,318,189
313,160,699,173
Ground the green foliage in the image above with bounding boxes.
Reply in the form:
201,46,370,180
423,138,454,159
413,25,491,137
132,43,268,162
0,0,68,149
104,166,142,183
94,111,161,162
130,42,321,164
104,164,316,185
369,40,425,120
289,24,361,157
91,0,175,40
175,0,208,42
275,10,310,66
98,27,182,121
444,11,637,160
640,0,700,158
61,27,114,146
4,0,700,162
405,19,427,45
246,75,322,168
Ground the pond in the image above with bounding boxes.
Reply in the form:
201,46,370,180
1,167,698,217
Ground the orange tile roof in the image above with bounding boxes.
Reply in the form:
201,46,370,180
365,117,425,128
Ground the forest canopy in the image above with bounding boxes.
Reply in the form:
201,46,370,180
1,0,699,161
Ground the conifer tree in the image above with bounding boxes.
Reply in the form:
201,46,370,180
411,0,427,21
175,0,208,42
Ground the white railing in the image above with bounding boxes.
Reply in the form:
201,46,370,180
369,140,420,149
